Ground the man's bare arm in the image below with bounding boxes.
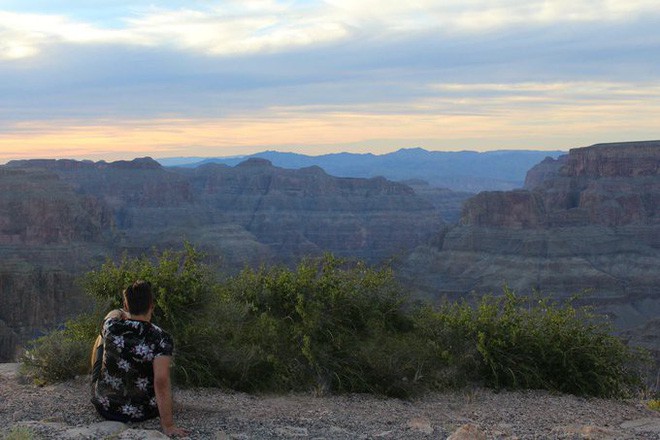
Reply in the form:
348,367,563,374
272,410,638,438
153,356,187,437
104,309,127,320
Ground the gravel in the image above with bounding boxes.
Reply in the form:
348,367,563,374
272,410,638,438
1,364,659,439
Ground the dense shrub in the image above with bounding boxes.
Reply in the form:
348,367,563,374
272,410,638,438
80,243,221,385
207,255,435,396
20,329,89,384
421,290,645,397
21,245,219,385
20,246,647,398
443,289,643,397
19,314,99,384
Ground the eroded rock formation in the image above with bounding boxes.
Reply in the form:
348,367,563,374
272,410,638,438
0,157,442,360
401,141,660,356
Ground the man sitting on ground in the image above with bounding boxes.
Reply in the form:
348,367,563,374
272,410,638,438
91,280,187,437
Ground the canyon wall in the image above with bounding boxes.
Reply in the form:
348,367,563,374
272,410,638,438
4,142,657,361
0,158,442,360
401,141,660,357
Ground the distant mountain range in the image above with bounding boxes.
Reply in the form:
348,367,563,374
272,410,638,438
158,148,565,193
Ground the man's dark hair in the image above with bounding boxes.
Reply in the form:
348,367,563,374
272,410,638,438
123,280,153,315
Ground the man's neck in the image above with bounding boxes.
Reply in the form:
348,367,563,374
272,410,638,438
128,312,151,322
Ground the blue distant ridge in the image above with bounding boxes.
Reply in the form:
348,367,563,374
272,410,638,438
157,148,565,192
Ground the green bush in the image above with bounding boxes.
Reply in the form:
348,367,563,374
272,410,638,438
412,303,481,389
81,243,220,385
19,302,104,384
20,328,90,384
210,255,433,396
20,245,646,398
20,244,218,385
437,289,644,397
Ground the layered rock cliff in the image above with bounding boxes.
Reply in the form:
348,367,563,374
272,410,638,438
0,167,112,360
401,141,660,354
0,158,443,360
184,159,441,261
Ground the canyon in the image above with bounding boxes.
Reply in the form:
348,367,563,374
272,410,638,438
400,141,660,360
0,157,443,360
1,141,658,364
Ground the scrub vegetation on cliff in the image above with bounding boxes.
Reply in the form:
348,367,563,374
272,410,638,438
20,245,646,398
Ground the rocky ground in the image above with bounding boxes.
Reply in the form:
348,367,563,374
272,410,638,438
1,364,659,439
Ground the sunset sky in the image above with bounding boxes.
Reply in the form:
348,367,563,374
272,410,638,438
1,0,659,162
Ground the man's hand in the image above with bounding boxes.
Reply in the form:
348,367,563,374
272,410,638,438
154,356,187,437
163,425,188,437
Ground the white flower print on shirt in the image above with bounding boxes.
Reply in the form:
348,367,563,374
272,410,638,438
96,395,110,410
135,377,150,391
103,320,113,333
95,315,174,418
121,403,144,419
103,372,122,390
118,359,131,372
133,343,155,361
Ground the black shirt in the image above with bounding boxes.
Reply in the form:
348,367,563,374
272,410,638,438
92,318,174,421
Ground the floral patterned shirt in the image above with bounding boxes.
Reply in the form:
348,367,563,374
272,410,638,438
92,318,174,421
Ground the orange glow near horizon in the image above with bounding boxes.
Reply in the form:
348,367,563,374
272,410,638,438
1,99,659,163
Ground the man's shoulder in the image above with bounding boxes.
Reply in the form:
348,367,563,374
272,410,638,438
149,323,172,339
103,318,144,337
149,323,174,356
103,317,121,332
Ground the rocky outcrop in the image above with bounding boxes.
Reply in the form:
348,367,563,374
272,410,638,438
447,424,487,440
484,142,660,229
402,180,474,224
0,157,443,360
520,142,660,227
563,141,659,178
0,168,109,245
523,155,567,189
461,191,546,228
0,167,110,360
185,160,442,261
401,141,660,342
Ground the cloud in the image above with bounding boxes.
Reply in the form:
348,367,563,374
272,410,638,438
2,76,659,162
0,11,133,60
0,1,658,159
2,0,659,61
0,2,354,60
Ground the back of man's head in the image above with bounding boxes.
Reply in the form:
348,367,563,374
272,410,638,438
123,280,153,315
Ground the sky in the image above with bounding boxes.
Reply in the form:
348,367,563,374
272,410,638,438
0,0,659,162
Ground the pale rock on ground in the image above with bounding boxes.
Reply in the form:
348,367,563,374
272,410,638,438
1,363,659,439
